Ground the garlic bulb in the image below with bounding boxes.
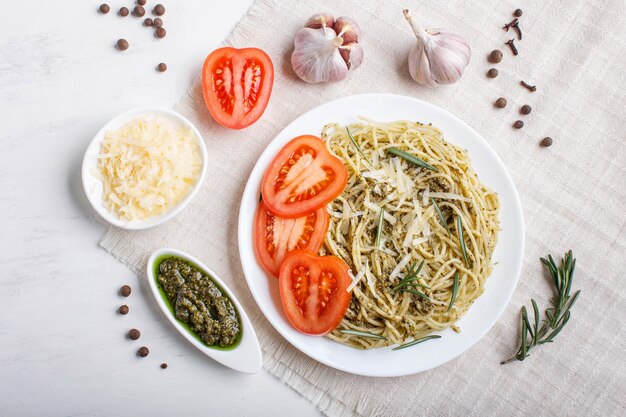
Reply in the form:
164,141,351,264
291,13,364,83
403,9,470,86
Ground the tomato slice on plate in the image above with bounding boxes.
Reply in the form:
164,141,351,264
254,200,330,277
201,47,274,130
278,251,352,335
261,135,348,218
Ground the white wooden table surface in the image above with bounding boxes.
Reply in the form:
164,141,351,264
0,2,320,416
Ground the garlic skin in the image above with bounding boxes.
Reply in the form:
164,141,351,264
403,9,470,86
291,13,364,83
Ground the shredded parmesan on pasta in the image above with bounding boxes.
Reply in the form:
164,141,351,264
322,120,500,349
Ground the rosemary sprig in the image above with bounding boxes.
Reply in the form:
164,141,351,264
346,127,372,165
401,288,432,301
392,335,442,350
394,281,430,291
393,260,430,290
447,271,460,312
375,208,385,249
339,329,388,340
393,261,431,301
387,147,438,172
431,197,451,235
393,261,430,290
502,250,581,364
456,216,470,266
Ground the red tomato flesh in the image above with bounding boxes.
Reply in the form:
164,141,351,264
261,135,348,219
254,200,329,277
201,47,274,130
279,251,352,335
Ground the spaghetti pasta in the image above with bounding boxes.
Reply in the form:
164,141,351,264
320,119,500,349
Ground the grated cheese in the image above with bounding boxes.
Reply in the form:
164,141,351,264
389,254,412,281
347,268,365,292
422,185,429,207
96,116,202,221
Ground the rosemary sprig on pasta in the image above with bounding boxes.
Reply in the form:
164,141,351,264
320,119,500,349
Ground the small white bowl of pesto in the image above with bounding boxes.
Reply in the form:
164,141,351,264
147,248,262,373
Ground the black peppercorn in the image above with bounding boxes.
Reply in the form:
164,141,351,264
154,4,165,16
138,346,149,357
514,9,523,17
133,5,145,17
119,284,132,296
119,7,129,17
513,120,524,129
118,305,129,315
128,329,141,340
540,137,553,147
488,49,503,63
520,104,532,115
155,27,166,38
160,363,168,369
137,0,147,5
487,68,498,78
153,17,163,28
157,63,167,72
144,18,153,26
99,4,110,14
495,97,507,108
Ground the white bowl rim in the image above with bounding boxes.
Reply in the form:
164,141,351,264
146,247,262,374
81,107,208,230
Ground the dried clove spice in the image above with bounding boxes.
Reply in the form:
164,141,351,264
503,18,518,31
503,18,522,40
505,39,518,55
520,80,537,92
512,22,522,40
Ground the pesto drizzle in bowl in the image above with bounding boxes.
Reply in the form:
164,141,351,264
154,256,242,350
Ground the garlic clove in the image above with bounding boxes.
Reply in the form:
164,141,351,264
305,13,334,29
291,27,349,83
408,42,438,86
333,16,361,44
339,42,364,70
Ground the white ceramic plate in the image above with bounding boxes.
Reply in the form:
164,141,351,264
238,94,524,377
82,108,208,230
147,248,262,374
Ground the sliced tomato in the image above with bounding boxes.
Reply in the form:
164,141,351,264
261,135,348,218
254,200,329,277
278,251,352,335
201,47,274,130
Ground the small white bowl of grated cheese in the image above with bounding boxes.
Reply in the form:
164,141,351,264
82,108,207,230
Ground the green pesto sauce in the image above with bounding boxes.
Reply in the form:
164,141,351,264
153,255,242,350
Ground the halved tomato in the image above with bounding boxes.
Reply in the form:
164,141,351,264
278,251,352,335
261,135,348,218
201,47,274,130
254,200,330,277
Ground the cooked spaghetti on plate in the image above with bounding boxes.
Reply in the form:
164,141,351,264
320,119,500,349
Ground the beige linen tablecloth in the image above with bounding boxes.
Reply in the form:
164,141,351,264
100,0,626,415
